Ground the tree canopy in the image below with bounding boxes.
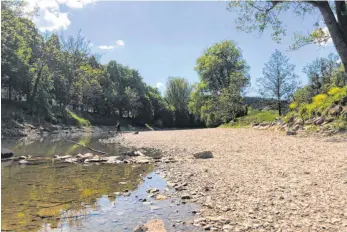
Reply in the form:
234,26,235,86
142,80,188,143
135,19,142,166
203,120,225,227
190,40,250,126
227,1,347,74
257,50,298,115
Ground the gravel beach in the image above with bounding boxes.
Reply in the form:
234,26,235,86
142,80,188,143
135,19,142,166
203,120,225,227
118,128,347,232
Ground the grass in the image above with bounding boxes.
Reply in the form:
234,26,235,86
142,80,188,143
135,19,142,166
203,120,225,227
66,109,91,127
145,123,154,131
220,109,278,128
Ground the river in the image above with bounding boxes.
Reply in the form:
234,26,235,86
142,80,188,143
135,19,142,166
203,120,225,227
1,132,201,232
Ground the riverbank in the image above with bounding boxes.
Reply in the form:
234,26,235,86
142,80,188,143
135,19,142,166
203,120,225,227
115,128,347,231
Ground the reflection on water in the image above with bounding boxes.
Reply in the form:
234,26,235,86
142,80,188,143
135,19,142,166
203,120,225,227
1,132,125,157
2,162,153,231
1,134,201,232
43,173,200,232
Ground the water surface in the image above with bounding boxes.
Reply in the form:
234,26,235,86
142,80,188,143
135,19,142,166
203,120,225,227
1,133,200,232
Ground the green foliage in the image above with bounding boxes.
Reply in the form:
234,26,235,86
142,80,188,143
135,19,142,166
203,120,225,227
328,87,344,96
303,54,341,95
291,86,347,120
257,50,298,115
1,3,187,128
165,77,192,127
227,1,347,72
145,123,154,131
66,109,91,127
191,40,250,127
330,120,347,132
289,101,298,110
220,108,278,128
293,85,315,104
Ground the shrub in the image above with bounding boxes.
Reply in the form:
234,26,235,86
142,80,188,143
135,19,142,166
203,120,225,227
312,94,328,105
328,87,344,96
289,101,298,110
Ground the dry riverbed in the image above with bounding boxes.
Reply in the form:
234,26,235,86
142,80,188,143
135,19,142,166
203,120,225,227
112,128,347,232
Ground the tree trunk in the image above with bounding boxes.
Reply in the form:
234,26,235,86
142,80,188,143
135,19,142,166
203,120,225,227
278,99,281,116
317,2,347,73
29,62,44,104
8,85,12,100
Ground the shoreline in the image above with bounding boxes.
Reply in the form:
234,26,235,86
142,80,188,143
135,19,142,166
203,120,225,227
116,128,347,231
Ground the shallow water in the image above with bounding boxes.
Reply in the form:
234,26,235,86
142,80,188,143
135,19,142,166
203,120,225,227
1,132,124,158
1,134,201,232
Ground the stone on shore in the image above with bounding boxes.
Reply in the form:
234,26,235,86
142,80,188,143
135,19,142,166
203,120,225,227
286,130,297,136
133,219,166,232
193,151,213,159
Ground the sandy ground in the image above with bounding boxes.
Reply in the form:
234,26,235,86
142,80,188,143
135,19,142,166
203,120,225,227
119,128,347,232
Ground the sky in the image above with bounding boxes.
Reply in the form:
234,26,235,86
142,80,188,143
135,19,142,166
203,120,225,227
27,0,338,96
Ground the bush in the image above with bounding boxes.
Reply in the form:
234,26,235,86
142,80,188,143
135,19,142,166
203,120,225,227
293,86,315,104
328,87,344,96
289,101,298,110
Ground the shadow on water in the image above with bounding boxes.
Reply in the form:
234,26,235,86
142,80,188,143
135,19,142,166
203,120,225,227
1,133,201,232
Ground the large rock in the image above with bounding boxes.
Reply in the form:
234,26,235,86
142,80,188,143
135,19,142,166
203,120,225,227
193,151,213,159
105,156,123,164
133,219,166,232
76,153,94,159
329,105,343,117
314,117,325,125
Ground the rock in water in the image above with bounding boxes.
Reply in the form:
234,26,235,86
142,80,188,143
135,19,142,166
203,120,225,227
76,153,94,159
1,148,14,159
133,219,167,232
193,151,213,159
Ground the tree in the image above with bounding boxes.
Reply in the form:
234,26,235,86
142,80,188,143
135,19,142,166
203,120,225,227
257,50,298,115
303,53,342,94
228,1,347,74
191,40,249,126
165,77,192,127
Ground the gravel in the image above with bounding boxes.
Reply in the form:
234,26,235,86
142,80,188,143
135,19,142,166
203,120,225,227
117,128,347,232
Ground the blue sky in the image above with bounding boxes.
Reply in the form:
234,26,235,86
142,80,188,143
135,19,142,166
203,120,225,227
30,1,337,96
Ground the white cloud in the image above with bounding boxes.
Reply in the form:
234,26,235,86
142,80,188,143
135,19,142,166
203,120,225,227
23,0,95,32
116,40,125,46
155,82,164,88
337,58,342,64
57,0,96,9
98,45,115,50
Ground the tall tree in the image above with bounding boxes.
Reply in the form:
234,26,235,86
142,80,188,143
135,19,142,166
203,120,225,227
165,77,192,127
191,40,249,126
228,1,347,74
257,50,298,115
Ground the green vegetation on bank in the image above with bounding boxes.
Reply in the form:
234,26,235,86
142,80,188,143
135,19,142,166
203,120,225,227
287,86,347,131
220,108,278,128
66,110,91,127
